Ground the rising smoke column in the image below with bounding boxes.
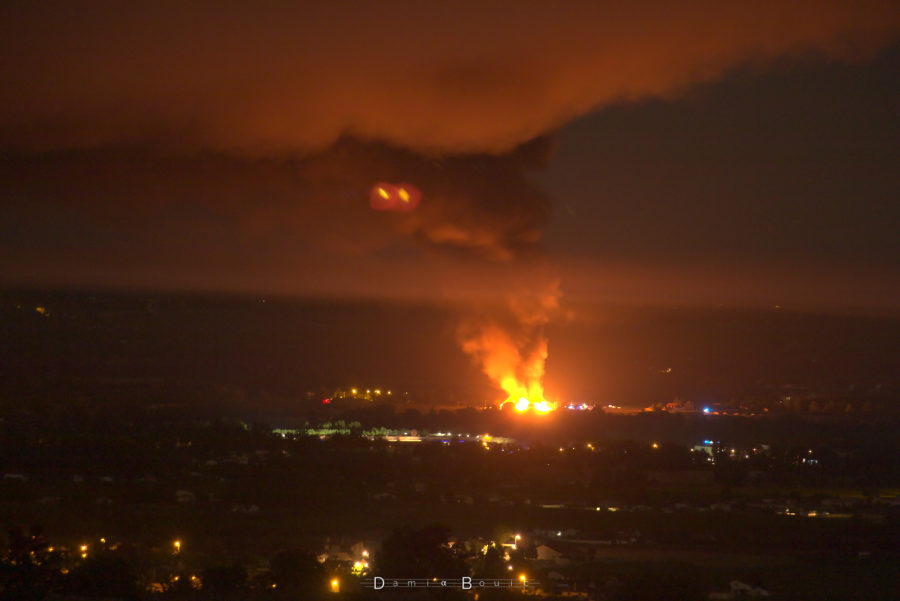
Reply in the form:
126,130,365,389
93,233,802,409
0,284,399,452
457,277,561,411
353,138,564,410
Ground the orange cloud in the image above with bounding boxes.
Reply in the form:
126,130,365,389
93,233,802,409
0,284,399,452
1,2,897,155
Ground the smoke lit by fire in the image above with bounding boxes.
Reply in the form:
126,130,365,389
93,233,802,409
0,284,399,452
358,139,561,414
458,281,561,413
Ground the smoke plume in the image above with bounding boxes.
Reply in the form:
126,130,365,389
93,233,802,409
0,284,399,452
3,1,899,400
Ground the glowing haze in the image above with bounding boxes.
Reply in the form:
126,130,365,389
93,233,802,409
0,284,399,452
2,2,898,156
458,279,562,411
1,2,899,405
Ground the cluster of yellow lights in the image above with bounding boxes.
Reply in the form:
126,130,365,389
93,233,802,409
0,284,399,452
350,388,391,396
351,560,369,575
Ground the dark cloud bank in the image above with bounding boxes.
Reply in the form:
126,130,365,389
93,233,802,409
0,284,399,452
1,1,898,312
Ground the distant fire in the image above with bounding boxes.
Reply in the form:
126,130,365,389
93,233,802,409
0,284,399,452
501,373,556,413
508,396,556,413
458,283,560,414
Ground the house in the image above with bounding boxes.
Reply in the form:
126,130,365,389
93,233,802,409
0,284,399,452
707,581,771,599
730,581,770,597
535,544,568,565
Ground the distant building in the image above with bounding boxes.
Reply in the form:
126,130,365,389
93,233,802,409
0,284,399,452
535,545,568,565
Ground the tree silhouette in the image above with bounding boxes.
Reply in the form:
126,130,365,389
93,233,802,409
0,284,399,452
376,524,467,579
202,564,247,594
472,544,506,580
63,553,139,600
271,548,322,590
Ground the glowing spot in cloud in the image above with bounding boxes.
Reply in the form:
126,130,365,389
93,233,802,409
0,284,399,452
369,182,421,212
369,182,398,211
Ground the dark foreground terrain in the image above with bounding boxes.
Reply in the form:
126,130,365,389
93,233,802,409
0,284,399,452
1,291,898,599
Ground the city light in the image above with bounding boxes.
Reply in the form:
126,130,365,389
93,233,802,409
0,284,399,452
566,402,593,410
330,578,340,593
173,540,181,553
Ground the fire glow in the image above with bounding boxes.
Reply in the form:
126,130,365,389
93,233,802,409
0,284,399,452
503,377,556,413
367,177,561,416
458,285,561,415
509,396,555,413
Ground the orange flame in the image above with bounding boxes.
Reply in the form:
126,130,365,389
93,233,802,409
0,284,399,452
458,283,560,414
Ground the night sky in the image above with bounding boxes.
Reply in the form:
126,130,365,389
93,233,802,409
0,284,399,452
2,2,898,313
1,2,899,405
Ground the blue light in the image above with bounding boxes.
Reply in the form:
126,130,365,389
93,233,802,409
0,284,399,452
703,407,711,414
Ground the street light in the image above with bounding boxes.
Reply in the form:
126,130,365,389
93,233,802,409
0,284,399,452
330,578,340,593
173,540,181,554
